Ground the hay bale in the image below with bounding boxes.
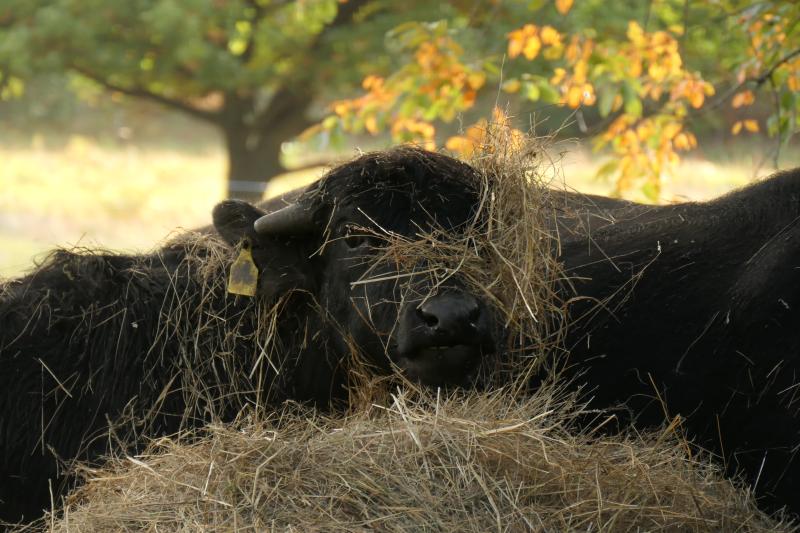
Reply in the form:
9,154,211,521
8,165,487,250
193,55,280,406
28,386,792,532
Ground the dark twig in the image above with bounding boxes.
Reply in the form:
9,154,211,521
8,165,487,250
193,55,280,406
754,47,800,86
680,0,690,49
768,76,782,169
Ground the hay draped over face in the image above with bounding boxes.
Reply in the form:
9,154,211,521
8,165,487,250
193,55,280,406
353,127,568,389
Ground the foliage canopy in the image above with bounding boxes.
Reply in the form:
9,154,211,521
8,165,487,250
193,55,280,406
322,0,800,198
1,1,798,198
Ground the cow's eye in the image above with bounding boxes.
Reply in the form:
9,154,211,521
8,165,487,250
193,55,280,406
343,226,374,249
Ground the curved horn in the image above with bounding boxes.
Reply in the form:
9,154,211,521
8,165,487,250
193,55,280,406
253,203,315,235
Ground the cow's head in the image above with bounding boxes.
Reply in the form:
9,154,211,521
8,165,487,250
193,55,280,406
213,149,496,394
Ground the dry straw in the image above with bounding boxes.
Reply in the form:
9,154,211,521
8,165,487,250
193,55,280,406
14,127,796,531
27,387,792,532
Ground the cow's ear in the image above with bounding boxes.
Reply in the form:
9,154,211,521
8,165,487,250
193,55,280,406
213,200,316,298
213,200,264,246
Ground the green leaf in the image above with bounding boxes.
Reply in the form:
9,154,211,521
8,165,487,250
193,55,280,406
624,94,642,118
523,82,540,101
322,115,339,130
598,85,616,118
527,0,546,11
767,114,779,136
538,83,560,104
642,181,659,202
594,159,620,182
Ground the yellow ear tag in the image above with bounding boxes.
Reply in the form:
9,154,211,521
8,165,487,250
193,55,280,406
227,240,259,297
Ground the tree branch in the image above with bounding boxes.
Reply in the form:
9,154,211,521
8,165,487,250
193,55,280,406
680,0,690,49
694,45,800,115
71,65,222,124
754,47,800,86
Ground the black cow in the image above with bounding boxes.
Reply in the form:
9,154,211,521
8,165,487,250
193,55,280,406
0,148,496,523
558,169,800,516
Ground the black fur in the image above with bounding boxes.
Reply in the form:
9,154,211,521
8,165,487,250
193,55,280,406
0,148,490,523
560,169,800,516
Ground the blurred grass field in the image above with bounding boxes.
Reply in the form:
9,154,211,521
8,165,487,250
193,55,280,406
1,132,795,277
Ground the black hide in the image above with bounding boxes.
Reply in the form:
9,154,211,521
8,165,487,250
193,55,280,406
0,148,495,523
560,169,800,516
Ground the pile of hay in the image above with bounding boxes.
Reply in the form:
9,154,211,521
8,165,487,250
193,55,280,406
29,387,791,532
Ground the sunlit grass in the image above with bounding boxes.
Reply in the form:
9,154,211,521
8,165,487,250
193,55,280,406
1,136,221,276
1,134,792,277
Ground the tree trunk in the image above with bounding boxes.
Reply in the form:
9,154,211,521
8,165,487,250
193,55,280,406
221,90,315,203
223,126,288,203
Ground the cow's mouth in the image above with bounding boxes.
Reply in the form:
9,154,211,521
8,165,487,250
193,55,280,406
397,344,486,387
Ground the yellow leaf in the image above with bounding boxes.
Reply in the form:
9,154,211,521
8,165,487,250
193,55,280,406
743,119,759,132
663,122,682,139
573,59,588,83
731,121,743,135
731,90,755,108
555,0,573,15
565,36,580,62
333,101,350,116
467,72,486,90
688,91,705,109
673,132,690,150
362,75,383,90
523,35,542,60
365,115,379,135
502,79,521,94
636,121,653,141
508,34,524,58
566,85,583,108
648,63,667,82
627,21,645,46
581,83,596,105
550,67,567,85
540,25,561,46
628,57,642,78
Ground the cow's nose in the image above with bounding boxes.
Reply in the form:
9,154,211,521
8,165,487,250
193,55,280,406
416,292,482,340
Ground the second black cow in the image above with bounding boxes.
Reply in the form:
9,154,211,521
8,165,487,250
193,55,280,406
558,170,800,516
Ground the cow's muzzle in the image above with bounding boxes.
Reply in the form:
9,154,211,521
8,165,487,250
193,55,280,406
396,291,494,386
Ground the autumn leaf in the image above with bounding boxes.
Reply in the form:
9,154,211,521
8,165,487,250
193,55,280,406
523,35,542,60
743,119,759,132
674,132,691,150
502,79,521,93
555,0,573,15
540,25,561,46
566,85,583,108
731,90,755,108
